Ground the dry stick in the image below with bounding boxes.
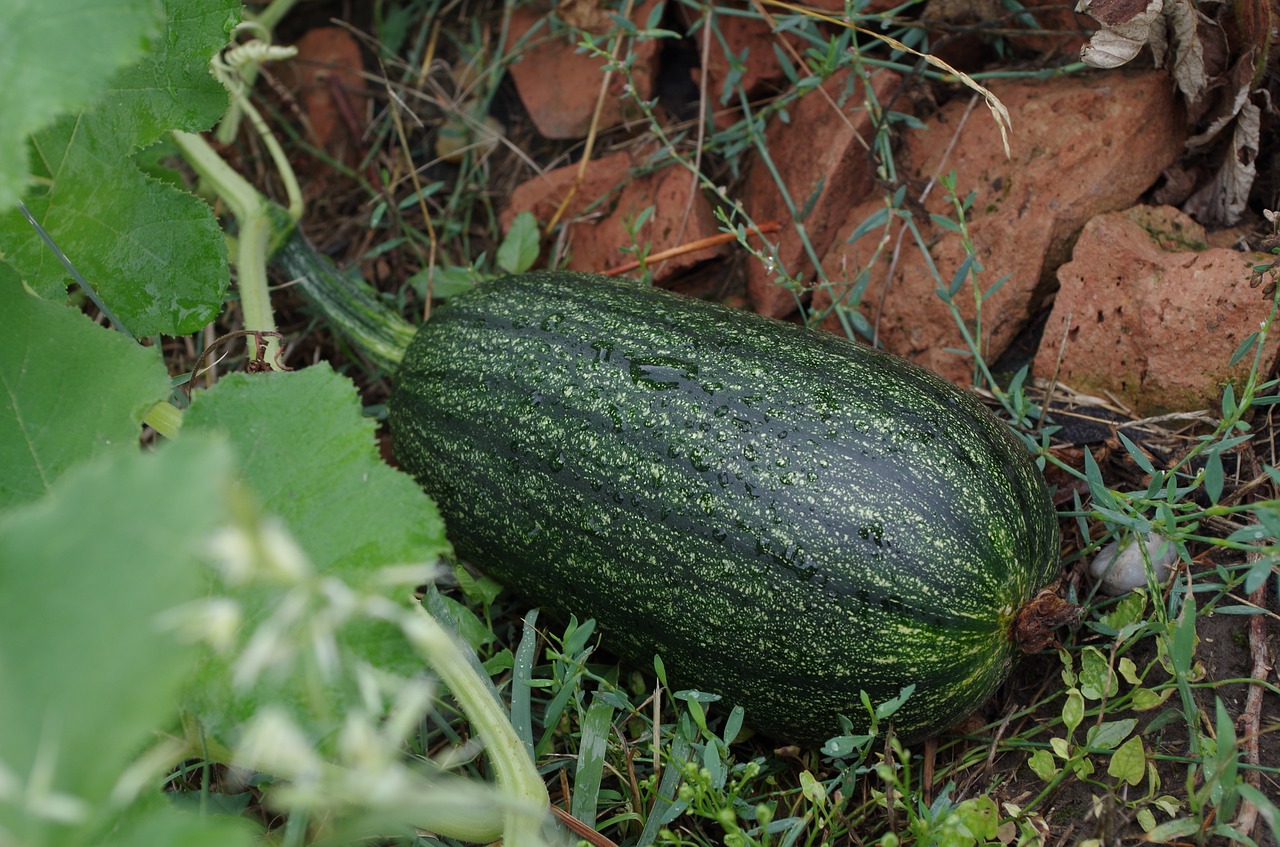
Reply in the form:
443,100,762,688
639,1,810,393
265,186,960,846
545,0,637,235
603,221,784,276
1232,449,1275,841
981,705,1020,779
922,736,936,805
371,23,445,324
619,726,646,831
384,21,441,321
650,679,663,812
557,767,572,819
655,7,715,282
550,806,624,847
1037,311,1075,432
884,731,899,838
1233,574,1272,841
1232,454,1274,837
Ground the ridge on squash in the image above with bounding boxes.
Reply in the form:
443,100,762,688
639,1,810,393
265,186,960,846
390,271,1063,743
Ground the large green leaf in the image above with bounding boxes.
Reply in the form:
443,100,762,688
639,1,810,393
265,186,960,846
181,366,451,728
0,0,237,335
0,436,233,845
6,113,231,331
0,280,170,509
100,0,239,148
0,0,162,211
184,367,450,578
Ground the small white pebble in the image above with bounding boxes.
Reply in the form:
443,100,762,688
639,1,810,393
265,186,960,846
1089,532,1176,595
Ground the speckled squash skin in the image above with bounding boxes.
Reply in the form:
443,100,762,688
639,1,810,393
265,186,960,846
390,272,1060,743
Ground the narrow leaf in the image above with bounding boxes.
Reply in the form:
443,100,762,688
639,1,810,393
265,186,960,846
848,206,890,244
1204,451,1224,505
1144,817,1202,842
1117,431,1155,474
511,609,540,762
571,698,616,829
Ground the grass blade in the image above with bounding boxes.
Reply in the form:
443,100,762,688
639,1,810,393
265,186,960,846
571,697,617,830
511,609,540,763
637,729,692,847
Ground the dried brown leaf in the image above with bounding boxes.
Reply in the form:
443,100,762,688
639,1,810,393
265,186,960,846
1182,96,1261,226
1186,50,1259,150
1150,163,1200,206
1165,0,1208,102
1077,0,1162,68
1076,0,1156,26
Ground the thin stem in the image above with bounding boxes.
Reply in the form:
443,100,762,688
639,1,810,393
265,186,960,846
171,130,263,223
404,602,552,847
172,130,290,367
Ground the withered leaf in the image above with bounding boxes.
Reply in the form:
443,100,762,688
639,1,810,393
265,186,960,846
1182,96,1261,226
1078,0,1162,68
1076,0,1158,26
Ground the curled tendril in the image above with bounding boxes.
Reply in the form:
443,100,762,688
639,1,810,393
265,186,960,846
211,27,298,100
186,330,292,391
222,39,298,73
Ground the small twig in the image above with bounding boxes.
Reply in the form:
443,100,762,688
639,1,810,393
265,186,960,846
557,767,572,819
1237,582,1272,818
1224,591,1280,623
383,49,439,320
1220,471,1277,510
618,726,645,831
546,1,637,234
1232,451,1276,841
883,728,898,837
656,6,714,282
1038,311,1074,431
550,805,623,847
604,222,783,277
326,73,367,159
982,705,1019,779
651,679,662,796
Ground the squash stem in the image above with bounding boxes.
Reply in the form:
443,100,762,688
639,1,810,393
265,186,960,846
172,130,290,368
404,602,553,846
272,231,416,373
